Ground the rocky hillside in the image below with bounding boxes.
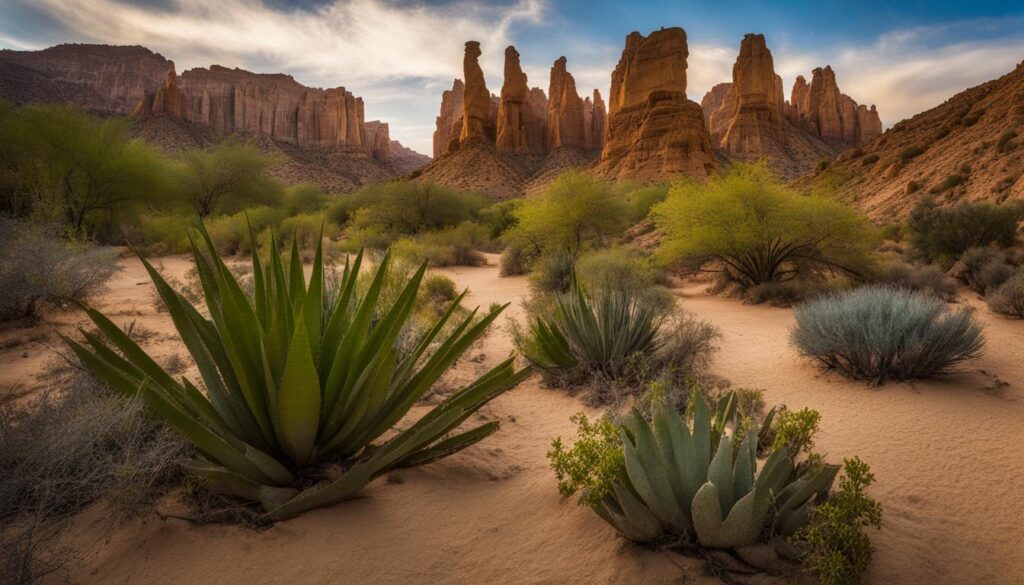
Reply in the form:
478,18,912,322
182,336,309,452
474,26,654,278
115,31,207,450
0,43,430,191
701,34,880,178
803,60,1024,219
417,41,605,198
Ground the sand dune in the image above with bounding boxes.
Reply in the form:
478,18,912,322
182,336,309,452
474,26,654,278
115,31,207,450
2,253,1021,584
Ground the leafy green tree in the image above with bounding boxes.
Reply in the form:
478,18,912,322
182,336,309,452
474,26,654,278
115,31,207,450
178,140,281,217
6,104,172,232
503,171,629,258
653,163,876,288
348,181,487,236
282,182,327,216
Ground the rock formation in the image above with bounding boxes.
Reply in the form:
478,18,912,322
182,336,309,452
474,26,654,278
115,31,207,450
460,41,494,144
132,65,182,117
363,120,391,162
700,34,882,176
432,79,465,157
789,66,881,145
496,46,547,153
584,90,607,150
595,27,715,181
547,57,587,149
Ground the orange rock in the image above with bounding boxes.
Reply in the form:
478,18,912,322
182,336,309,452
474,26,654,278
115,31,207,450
789,65,881,145
547,56,586,149
596,27,714,181
584,89,607,151
496,46,546,153
433,79,464,157
363,120,391,163
460,41,494,144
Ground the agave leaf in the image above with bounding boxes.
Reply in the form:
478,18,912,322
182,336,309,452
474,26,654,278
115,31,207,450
626,410,688,531
707,433,735,517
277,313,321,466
390,421,500,469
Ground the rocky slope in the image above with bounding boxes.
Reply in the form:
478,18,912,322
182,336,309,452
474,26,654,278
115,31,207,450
418,42,606,199
0,43,430,190
593,27,715,181
701,34,880,177
803,60,1024,219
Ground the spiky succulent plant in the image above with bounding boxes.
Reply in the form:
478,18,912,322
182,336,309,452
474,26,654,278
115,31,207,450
587,394,838,549
66,226,528,520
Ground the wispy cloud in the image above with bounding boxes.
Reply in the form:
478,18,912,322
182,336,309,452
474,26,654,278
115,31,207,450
2,1,1022,152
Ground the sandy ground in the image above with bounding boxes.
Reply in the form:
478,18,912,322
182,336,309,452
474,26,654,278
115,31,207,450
2,252,1022,585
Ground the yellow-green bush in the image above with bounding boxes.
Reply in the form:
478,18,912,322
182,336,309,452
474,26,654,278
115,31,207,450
392,221,490,267
204,206,286,256
126,213,197,256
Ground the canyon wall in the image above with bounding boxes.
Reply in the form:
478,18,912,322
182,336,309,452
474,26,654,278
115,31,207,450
788,65,882,145
432,79,464,157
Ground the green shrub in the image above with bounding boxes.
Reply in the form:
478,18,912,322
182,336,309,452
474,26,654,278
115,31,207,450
871,260,957,300
421,273,458,306
477,199,519,239
67,231,529,520
960,247,1015,293
743,280,836,307
529,250,578,294
205,206,287,256
177,140,281,218
905,181,921,194
625,183,670,221
907,198,1021,262
899,146,925,161
347,181,487,238
547,412,623,508
124,213,197,256
962,110,984,126
392,221,490,267
499,240,536,276
798,457,883,585
577,247,674,314
282,183,327,216
0,218,118,321
791,286,985,384
861,154,879,166
265,212,333,253
771,407,821,454
989,272,1024,317
997,130,1018,153
929,174,967,193
653,162,876,289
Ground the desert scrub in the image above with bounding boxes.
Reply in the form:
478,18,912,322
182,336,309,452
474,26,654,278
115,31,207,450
958,247,1016,294
899,146,926,161
870,260,956,301
907,198,1021,262
743,280,837,307
771,407,821,454
791,286,985,384
989,272,1024,317
392,221,490,267
0,218,118,322
861,154,879,166
548,413,624,508
798,457,883,585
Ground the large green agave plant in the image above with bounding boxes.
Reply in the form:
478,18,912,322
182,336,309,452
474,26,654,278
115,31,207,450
593,395,838,549
66,227,529,520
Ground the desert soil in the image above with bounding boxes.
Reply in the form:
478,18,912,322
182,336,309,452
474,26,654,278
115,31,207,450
1,252,1022,585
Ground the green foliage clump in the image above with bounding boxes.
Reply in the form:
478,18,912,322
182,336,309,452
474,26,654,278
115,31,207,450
393,221,490,267
499,240,536,276
347,181,487,239
268,212,335,255
66,230,529,520
907,198,1021,263
861,154,880,166
529,250,578,294
205,206,287,256
997,130,1018,153
282,183,327,216
792,286,985,385
929,174,967,193
477,199,519,239
798,457,883,585
899,146,926,162
421,273,458,306
653,162,876,289
771,407,821,454
548,413,624,508
870,260,956,301
624,183,670,222
177,140,282,217
503,171,630,257
743,280,836,307
126,213,198,256
1,104,173,233
989,272,1024,318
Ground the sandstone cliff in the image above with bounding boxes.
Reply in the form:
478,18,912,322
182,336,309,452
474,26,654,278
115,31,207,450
802,60,1024,219
432,79,465,157
595,27,715,181
363,120,391,162
789,65,882,146
496,46,546,153
585,90,607,151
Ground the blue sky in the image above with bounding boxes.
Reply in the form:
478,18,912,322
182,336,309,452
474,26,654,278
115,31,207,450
2,0,1023,155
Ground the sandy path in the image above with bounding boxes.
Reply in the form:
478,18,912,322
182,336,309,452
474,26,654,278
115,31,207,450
7,254,1024,584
